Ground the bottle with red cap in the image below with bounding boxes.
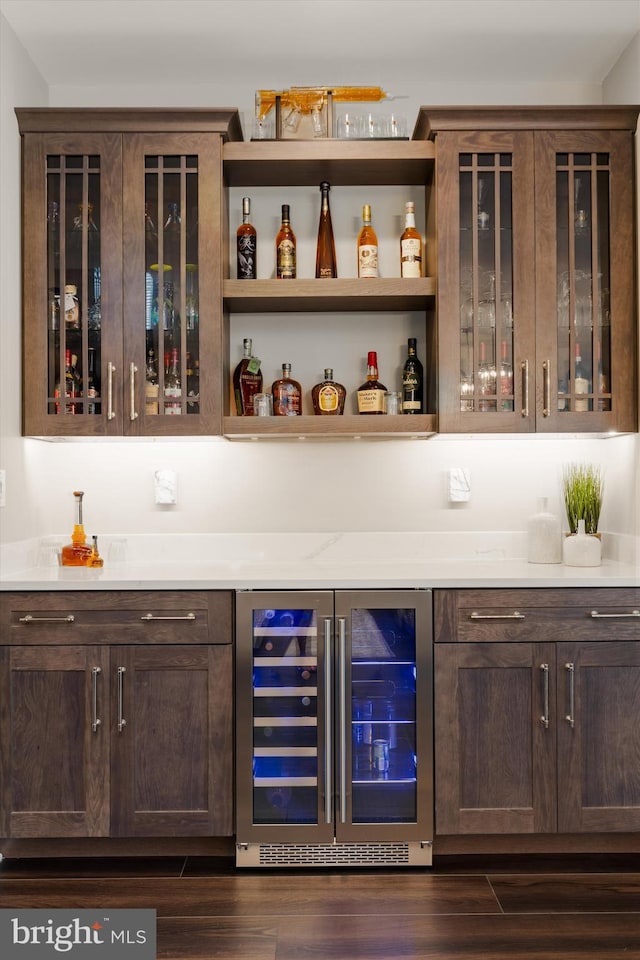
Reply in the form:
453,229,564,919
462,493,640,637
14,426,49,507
356,351,387,415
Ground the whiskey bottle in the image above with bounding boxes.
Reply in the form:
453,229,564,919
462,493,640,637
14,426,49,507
400,201,422,278
237,197,257,279
233,337,263,415
315,181,337,278
276,204,296,279
312,368,346,415
357,204,378,278
145,348,159,415
61,491,93,567
401,337,424,413
272,363,302,416
357,351,387,415
164,347,182,414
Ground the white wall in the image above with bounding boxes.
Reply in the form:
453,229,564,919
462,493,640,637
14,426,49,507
1,12,638,552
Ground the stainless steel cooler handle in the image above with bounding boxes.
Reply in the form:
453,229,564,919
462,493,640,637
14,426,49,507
338,617,348,825
323,617,332,826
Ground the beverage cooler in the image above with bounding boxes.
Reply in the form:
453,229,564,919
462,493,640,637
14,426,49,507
235,590,433,868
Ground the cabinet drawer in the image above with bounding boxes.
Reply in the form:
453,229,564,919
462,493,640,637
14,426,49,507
0,591,233,645
434,588,640,643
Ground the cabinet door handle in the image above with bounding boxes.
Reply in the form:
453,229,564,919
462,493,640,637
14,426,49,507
521,360,529,418
590,609,640,619
129,362,138,421
338,617,348,825
323,617,333,826
117,666,127,732
19,614,75,624
565,662,575,728
542,359,550,416
107,362,116,420
140,613,196,622
540,663,550,728
91,666,102,732
470,611,525,621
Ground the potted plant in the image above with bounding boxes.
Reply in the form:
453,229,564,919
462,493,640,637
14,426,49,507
562,463,603,536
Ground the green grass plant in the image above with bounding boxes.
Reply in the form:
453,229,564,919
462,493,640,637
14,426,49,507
562,463,603,535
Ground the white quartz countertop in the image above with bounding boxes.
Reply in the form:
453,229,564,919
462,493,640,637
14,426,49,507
1,532,638,590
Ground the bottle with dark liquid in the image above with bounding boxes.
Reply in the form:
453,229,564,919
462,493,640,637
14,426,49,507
315,181,337,278
233,338,263,415
312,368,346,415
276,204,296,279
357,351,387,414
402,337,424,414
237,197,257,279
272,363,302,415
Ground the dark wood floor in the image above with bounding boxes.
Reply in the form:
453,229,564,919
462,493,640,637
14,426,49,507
1,854,640,959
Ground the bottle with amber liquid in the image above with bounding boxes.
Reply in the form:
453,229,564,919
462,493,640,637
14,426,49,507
87,535,104,568
357,204,378,278
402,337,424,414
272,363,302,415
400,201,423,278
312,368,346,415
357,351,387,414
237,197,257,279
276,204,296,278
61,491,93,567
233,338,263,415
315,181,337,278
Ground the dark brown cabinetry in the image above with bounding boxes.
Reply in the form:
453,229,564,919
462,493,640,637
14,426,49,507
434,588,640,837
17,109,241,438
0,591,233,839
417,107,639,433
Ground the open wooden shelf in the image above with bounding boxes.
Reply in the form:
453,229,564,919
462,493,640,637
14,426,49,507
223,277,435,313
223,414,437,440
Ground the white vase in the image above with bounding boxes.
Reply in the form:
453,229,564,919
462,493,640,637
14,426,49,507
562,519,602,567
527,497,561,563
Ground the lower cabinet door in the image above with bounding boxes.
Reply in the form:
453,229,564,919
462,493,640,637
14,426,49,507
0,645,111,838
110,644,233,837
435,642,557,834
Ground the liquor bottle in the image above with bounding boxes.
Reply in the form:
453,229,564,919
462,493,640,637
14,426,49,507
145,348,159,415
401,338,423,414
312,368,346,415
272,363,302,415
574,342,590,412
498,340,513,411
87,346,100,414
64,284,80,329
357,204,378,278
233,337,263,415
164,347,182,414
87,535,104,568
357,351,387,415
276,204,296,279
400,201,422,278
478,341,497,411
187,357,200,413
596,342,609,412
315,181,337,278
56,348,79,414
237,197,257,279
61,491,93,567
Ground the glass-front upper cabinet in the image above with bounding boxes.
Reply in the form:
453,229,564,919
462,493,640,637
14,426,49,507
420,108,638,434
17,110,241,437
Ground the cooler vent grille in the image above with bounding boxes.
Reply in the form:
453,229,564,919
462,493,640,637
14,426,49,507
249,842,413,867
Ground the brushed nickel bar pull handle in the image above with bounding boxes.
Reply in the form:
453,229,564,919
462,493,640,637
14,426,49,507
521,360,529,418
117,666,127,732
19,614,75,623
470,611,525,621
91,666,102,732
107,362,116,420
590,609,640,619
565,662,575,728
338,617,348,825
323,617,333,826
140,613,196,621
540,663,550,728
542,359,550,416
129,362,138,421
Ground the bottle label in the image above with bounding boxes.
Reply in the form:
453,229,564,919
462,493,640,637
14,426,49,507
318,384,339,412
401,238,422,277
358,245,378,278
64,292,79,327
164,386,182,414
277,240,296,278
237,235,257,279
275,383,301,415
357,389,385,413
